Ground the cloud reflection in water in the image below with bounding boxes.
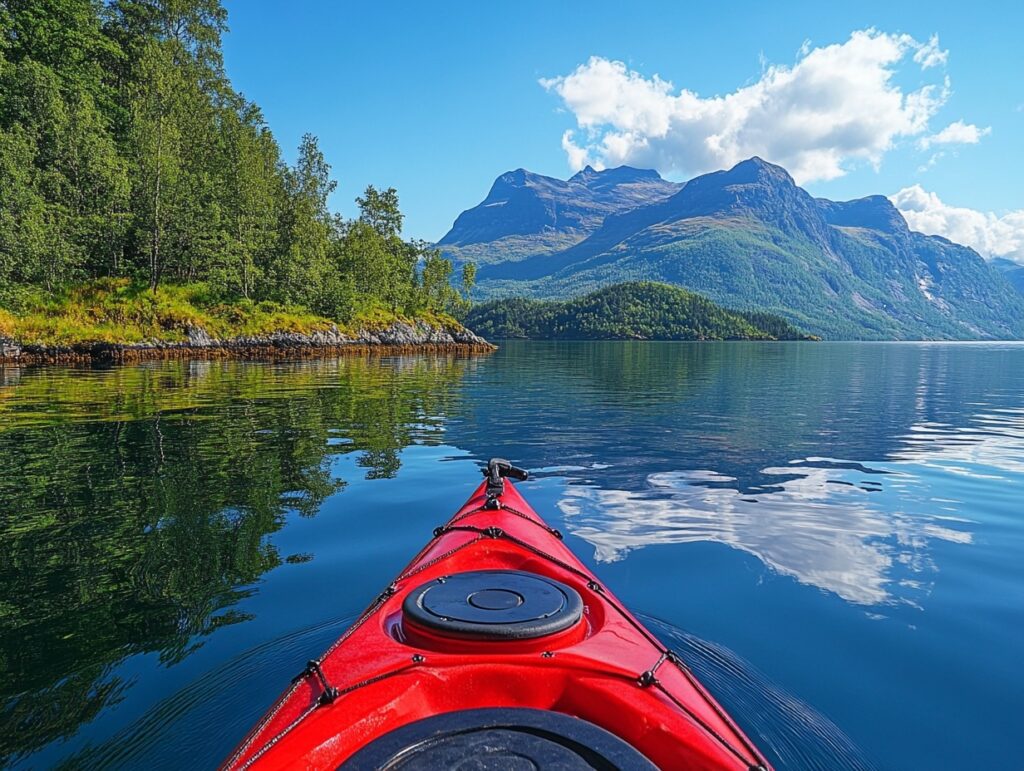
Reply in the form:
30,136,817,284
559,465,972,606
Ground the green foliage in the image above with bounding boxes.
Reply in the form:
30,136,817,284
465,281,815,341
461,261,476,299
419,249,457,312
0,0,461,331
356,184,403,238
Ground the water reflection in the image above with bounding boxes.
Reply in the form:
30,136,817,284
444,343,1023,608
558,465,972,605
450,342,1024,491
2,342,1024,768
0,355,477,762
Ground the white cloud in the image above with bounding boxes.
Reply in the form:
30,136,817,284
541,30,961,183
913,33,949,69
918,119,991,149
892,185,1024,262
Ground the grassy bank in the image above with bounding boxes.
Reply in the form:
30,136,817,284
0,279,459,347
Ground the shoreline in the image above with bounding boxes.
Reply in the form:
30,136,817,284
0,321,496,366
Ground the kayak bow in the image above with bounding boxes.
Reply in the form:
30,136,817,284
224,459,771,770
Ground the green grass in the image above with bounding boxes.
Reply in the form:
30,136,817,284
0,279,458,347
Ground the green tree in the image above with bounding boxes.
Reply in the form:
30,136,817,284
356,184,402,238
128,40,181,290
0,42,128,289
420,249,455,312
461,261,476,298
216,102,282,298
0,124,48,297
350,185,417,313
272,133,336,307
1,0,121,110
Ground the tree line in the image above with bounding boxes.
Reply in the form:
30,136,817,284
0,0,472,320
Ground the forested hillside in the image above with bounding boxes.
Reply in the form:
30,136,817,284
0,0,470,334
465,282,815,341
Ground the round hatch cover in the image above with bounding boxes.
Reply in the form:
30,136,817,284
338,707,657,770
403,570,583,640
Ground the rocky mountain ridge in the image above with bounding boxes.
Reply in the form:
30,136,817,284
440,157,1024,340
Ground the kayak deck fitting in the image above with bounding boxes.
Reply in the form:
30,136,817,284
224,459,771,770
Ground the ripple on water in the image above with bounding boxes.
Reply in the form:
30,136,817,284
644,617,877,771
59,615,356,770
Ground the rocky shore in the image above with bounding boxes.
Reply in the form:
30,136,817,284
0,320,495,365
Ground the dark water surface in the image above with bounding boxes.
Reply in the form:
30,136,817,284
1,342,1022,769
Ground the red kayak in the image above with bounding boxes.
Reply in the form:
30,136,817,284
224,459,771,770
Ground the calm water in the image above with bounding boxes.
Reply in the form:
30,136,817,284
1,342,1022,769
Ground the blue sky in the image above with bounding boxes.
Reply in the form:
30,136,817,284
222,0,1024,259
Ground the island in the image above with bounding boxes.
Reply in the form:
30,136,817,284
464,282,816,340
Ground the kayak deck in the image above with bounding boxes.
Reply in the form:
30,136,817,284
224,471,770,770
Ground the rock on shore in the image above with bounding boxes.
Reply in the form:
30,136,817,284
0,320,495,365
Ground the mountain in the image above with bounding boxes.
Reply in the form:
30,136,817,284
992,257,1024,295
464,281,815,341
442,158,1024,340
438,165,681,267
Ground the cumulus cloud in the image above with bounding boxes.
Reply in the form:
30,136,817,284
892,185,1024,262
541,30,971,183
918,119,991,149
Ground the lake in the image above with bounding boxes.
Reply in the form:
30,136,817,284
2,341,1022,769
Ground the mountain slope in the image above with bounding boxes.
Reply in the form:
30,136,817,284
438,165,680,267
992,258,1024,295
447,158,1024,340
464,282,815,340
